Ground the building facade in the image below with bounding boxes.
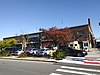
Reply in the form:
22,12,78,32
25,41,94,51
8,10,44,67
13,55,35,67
68,18,95,50
3,18,95,50
3,32,41,49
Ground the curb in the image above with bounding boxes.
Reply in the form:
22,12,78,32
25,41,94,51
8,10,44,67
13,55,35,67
55,60,100,67
84,60,100,64
56,57,100,66
66,57,100,64
0,57,55,63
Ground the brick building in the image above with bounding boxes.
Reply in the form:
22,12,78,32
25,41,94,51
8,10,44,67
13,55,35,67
41,18,95,50
3,32,41,49
3,18,95,50
68,18,95,50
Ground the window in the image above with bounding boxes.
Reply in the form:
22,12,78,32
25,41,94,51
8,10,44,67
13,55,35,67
41,36,46,40
70,44,73,47
75,44,77,46
84,43,88,46
77,30,84,35
28,37,39,42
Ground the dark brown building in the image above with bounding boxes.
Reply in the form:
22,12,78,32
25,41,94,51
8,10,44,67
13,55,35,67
69,18,95,48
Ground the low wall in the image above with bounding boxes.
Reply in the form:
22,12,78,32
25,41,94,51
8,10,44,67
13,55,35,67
88,48,100,52
86,48,100,58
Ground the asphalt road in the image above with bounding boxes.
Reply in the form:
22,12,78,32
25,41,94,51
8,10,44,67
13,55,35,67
52,62,100,75
0,59,60,75
0,59,100,75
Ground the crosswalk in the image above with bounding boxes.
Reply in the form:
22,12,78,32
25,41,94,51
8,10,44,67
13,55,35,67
49,65,100,75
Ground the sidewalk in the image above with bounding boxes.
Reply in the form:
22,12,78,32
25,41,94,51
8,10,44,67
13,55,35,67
0,56,49,62
56,57,100,66
85,48,100,58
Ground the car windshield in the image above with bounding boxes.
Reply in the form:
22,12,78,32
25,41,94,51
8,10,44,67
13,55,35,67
29,48,38,51
16,49,22,51
39,49,44,51
45,49,50,51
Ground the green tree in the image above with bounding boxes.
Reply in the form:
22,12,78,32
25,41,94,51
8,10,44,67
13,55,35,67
0,39,17,56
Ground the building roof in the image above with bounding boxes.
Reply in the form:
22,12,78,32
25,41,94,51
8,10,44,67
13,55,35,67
69,24,89,29
3,31,42,40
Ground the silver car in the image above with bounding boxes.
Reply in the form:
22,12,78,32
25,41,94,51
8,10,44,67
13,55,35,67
26,48,39,55
35,49,45,56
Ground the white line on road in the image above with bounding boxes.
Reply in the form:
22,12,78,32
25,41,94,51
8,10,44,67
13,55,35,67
56,69,97,75
61,66,100,72
49,73,62,75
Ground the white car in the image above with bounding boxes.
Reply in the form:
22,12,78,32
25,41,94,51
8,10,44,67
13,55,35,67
43,48,51,55
35,49,45,56
15,50,24,55
26,48,39,55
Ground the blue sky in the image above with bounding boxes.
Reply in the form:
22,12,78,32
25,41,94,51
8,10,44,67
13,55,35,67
0,0,100,40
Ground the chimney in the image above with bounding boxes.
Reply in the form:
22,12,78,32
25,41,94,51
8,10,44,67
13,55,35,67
88,18,91,25
88,18,92,32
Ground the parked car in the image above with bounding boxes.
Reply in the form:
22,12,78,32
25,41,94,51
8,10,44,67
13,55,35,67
58,46,88,57
8,47,18,55
13,49,24,55
26,48,39,55
96,44,100,48
43,48,51,55
35,49,45,56
9,48,16,55
15,49,24,55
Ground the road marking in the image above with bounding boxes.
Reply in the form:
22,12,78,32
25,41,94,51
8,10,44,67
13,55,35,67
61,66,100,72
49,73,62,75
56,69,96,75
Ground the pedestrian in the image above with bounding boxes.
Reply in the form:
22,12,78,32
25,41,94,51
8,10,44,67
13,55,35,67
49,48,56,59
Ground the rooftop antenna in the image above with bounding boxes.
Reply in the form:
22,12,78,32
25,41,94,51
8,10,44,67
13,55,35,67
61,18,63,25
59,18,63,28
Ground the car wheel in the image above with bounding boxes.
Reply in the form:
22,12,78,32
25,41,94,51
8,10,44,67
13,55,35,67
77,53,82,57
44,53,47,56
32,52,34,55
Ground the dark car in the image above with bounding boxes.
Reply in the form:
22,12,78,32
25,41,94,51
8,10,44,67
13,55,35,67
7,47,18,55
58,46,88,57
